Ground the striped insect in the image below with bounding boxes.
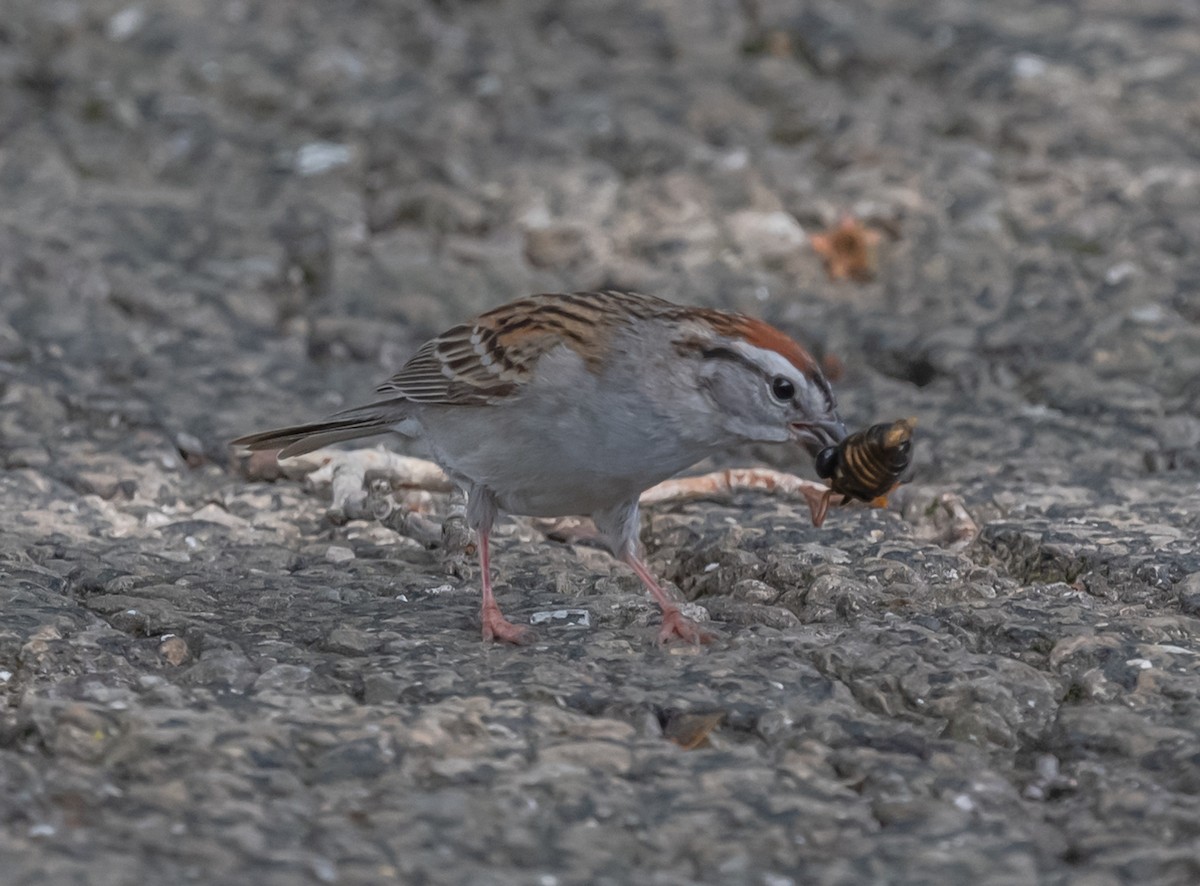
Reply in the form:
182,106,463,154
810,418,915,527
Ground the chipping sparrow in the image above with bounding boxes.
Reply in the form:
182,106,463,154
234,290,847,644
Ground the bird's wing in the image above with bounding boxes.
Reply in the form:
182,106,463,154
375,290,680,405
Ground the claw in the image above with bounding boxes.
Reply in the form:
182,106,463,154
658,607,713,645
481,604,533,645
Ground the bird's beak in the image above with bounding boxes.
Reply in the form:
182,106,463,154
790,417,848,457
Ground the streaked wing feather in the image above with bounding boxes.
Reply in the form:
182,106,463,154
374,292,681,405
375,326,519,405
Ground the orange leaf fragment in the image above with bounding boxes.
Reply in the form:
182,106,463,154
662,711,726,750
810,214,882,281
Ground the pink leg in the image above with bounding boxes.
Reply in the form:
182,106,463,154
477,528,532,644
622,552,713,646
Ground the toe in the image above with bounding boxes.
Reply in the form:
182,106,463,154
658,608,714,645
481,607,533,645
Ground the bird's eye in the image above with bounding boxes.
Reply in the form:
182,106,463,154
893,440,911,457
815,446,839,478
770,376,795,402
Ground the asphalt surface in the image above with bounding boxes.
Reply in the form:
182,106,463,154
2,1,1199,883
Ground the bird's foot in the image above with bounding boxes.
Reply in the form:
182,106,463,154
658,607,713,646
480,604,533,645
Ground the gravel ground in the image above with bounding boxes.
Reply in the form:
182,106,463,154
2,1,1200,883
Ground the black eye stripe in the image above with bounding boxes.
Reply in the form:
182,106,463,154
818,373,836,411
690,344,811,404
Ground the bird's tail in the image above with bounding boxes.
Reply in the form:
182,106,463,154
231,398,410,459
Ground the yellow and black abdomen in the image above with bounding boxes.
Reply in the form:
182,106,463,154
816,418,915,503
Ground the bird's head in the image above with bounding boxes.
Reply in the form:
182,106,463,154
678,313,847,456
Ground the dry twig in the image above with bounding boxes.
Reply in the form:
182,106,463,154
284,448,453,524
640,468,836,526
266,449,943,531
